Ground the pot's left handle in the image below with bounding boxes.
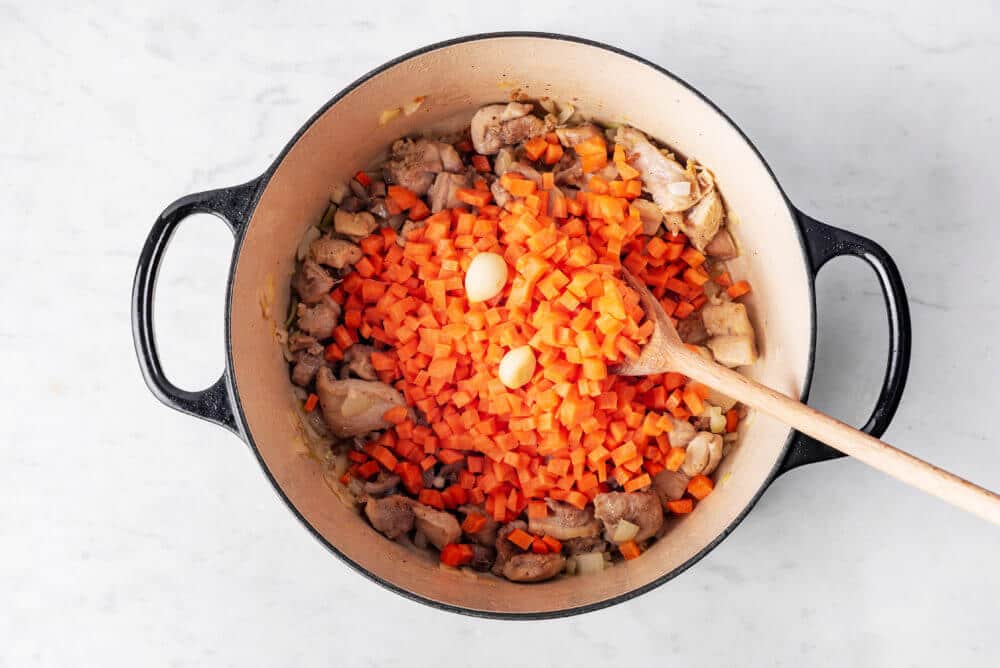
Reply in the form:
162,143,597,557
131,179,261,435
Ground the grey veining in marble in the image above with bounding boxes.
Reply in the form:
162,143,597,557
2,1,999,666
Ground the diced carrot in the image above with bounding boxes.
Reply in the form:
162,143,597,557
727,280,752,298
506,528,535,550
353,170,371,187
303,393,319,412
726,409,740,433
471,154,491,172
687,474,714,500
619,540,641,560
666,498,694,514
440,543,474,567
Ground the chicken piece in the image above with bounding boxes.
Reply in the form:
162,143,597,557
315,369,406,437
562,536,608,555
363,472,400,498
288,331,318,353
438,142,463,172
341,344,376,380
593,491,664,543
470,103,545,155
382,138,451,195
707,336,758,368
631,198,664,236
412,504,462,550
492,520,528,575
702,302,758,368
501,553,566,583
296,298,340,338
681,189,725,251
669,419,697,447
333,209,377,240
490,181,511,209
428,172,470,212
653,469,690,504
459,505,499,547
616,126,702,213
681,432,724,477
395,219,426,247
469,544,496,572
291,344,325,387
493,147,516,176
553,153,584,187
705,229,738,259
364,495,414,540
293,259,335,304
509,161,543,184
528,500,602,540
555,123,602,147
311,236,362,269
677,315,708,345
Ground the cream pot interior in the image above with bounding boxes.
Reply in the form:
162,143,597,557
227,35,813,615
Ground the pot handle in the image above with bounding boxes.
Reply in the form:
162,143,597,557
778,211,912,473
131,179,261,435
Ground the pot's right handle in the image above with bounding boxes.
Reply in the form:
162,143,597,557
131,179,261,435
778,211,912,473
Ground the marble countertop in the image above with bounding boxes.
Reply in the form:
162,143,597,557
3,1,999,666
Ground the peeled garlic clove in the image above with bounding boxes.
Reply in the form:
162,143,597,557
464,252,508,303
498,345,536,389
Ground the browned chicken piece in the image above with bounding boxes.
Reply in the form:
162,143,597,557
653,469,690,504
593,491,664,543
616,126,702,213
315,369,405,437
501,553,566,583
562,536,608,555
293,259,335,304
291,344,325,387
681,189,725,251
469,544,496,572
310,236,362,269
702,302,758,368
528,499,602,540
382,138,457,195
677,315,708,345
296,298,340,338
341,344,377,381
288,331,318,353
363,472,401,498
428,172,470,212
365,495,414,539
555,123,602,147
412,504,462,550
470,103,545,155
492,520,528,575
704,229,738,259
553,154,584,187
458,505,499,547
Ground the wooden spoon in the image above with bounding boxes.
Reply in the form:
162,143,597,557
616,270,1000,525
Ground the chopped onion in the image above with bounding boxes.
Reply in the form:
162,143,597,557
329,182,349,205
564,556,578,575
668,181,692,196
403,96,425,116
574,552,606,575
611,519,640,543
378,107,401,126
296,225,321,261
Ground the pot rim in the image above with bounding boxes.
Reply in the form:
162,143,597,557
226,31,816,619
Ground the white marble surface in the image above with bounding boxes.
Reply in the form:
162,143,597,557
3,1,999,665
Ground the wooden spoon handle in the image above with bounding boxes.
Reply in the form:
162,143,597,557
677,353,1000,526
